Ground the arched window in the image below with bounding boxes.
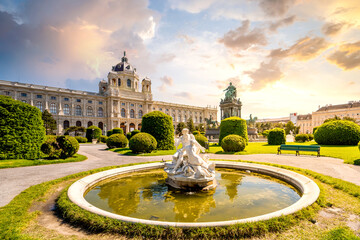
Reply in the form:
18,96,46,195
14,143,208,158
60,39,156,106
76,121,82,127
130,109,135,118
87,106,93,116
195,116,198,123
184,115,187,122
138,110,143,118
127,79,131,88
138,123,142,130
50,103,57,114
200,116,202,123
98,107,103,117
36,102,43,112
22,100,27,103
178,115,181,122
98,122,103,130
63,120,70,130
118,78,121,86
120,122,126,133
75,105,82,116
88,121,93,127
121,108,126,118
64,104,70,115
172,114,175,121
129,123,135,131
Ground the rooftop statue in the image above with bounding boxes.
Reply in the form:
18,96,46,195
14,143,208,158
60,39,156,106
223,82,237,101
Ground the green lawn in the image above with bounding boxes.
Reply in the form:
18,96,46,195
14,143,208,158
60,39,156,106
109,147,177,156
0,154,87,169
208,142,360,165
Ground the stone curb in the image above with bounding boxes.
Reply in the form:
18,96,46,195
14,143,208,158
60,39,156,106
68,161,320,228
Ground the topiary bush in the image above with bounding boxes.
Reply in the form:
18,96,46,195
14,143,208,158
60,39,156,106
100,135,108,143
219,117,248,145
57,136,79,158
131,129,140,138
129,133,157,153
308,134,314,141
0,96,45,159
85,126,101,142
195,134,208,148
313,127,318,134
295,134,309,142
41,135,79,159
106,134,128,149
106,130,113,137
221,134,246,152
112,128,124,135
314,120,360,145
262,130,270,137
141,111,175,150
126,132,132,140
193,131,200,136
75,136,87,143
200,131,206,135
267,128,286,145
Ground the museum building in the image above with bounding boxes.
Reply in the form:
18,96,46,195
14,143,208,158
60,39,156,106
0,52,217,135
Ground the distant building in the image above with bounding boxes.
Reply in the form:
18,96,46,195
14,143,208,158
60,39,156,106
0,52,217,135
256,116,290,125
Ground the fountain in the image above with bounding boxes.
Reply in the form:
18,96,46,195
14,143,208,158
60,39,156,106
164,128,216,191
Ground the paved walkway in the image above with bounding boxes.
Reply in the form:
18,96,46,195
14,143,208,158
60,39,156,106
1,144,359,207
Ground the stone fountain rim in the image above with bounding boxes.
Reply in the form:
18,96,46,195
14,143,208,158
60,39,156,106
67,161,320,228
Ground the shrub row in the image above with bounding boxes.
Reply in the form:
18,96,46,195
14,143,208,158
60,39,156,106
41,135,79,159
75,136,87,143
295,133,314,142
314,120,360,145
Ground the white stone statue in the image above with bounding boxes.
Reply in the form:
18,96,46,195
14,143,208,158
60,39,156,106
165,128,216,190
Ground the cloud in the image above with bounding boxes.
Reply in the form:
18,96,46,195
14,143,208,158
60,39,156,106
244,59,283,90
321,22,347,36
269,15,296,32
158,75,174,92
0,0,159,86
327,41,360,70
158,53,176,62
179,34,195,44
219,20,267,51
175,91,193,99
269,37,330,61
259,0,295,17
168,0,217,13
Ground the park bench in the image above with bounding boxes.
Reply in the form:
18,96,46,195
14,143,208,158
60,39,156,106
277,144,320,157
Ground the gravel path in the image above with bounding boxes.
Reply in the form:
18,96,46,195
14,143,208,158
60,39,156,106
1,144,359,207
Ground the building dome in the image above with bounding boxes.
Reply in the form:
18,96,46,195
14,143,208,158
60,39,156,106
112,51,136,72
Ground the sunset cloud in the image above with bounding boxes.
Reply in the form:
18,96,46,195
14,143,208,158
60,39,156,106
245,59,283,90
327,41,360,70
259,0,295,17
269,15,296,32
322,22,347,36
219,20,267,51
158,75,174,92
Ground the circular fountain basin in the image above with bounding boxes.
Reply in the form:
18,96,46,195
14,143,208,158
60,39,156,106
68,161,320,227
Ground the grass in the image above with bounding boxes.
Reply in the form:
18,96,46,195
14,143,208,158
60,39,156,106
109,146,179,156
0,154,87,169
208,142,360,165
1,160,360,239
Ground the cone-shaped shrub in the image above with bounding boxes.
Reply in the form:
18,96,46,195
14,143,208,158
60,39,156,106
219,117,248,145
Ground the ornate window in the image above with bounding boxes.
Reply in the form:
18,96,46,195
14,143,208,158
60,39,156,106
50,103,57,114
64,104,70,115
63,120,70,129
98,122,104,130
121,108,126,118
76,121,82,127
87,106,93,116
127,79,131,88
138,110,143,118
130,109,135,118
178,115,181,122
172,114,175,121
75,105,82,116
36,102,43,112
200,117,202,123
98,107,103,117
22,100,27,103
88,121,93,127
195,117,198,123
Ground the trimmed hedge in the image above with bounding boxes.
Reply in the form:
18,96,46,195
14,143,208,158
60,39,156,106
295,134,309,142
141,111,175,150
129,133,157,153
314,120,360,145
0,96,45,159
131,129,140,138
267,128,286,145
106,130,113,137
193,131,200,136
106,134,128,149
126,132,132,140
308,134,314,141
313,127,318,134
41,135,79,159
100,135,108,143
85,126,101,142
112,128,124,135
195,134,208,148
75,136,88,143
219,117,248,145
221,134,246,152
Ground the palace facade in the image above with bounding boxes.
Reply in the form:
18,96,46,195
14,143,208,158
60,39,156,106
0,52,217,135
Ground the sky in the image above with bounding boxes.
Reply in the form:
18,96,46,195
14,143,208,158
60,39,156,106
0,0,359,120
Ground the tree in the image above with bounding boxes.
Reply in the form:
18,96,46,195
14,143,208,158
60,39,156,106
342,116,357,123
42,110,57,135
284,121,295,135
65,126,86,136
186,118,195,133
176,122,186,135
324,115,341,123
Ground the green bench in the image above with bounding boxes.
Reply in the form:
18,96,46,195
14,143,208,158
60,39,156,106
277,144,321,157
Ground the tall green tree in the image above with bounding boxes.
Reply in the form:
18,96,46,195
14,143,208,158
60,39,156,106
65,126,85,136
284,121,295,135
42,110,57,135
186,118,195,133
